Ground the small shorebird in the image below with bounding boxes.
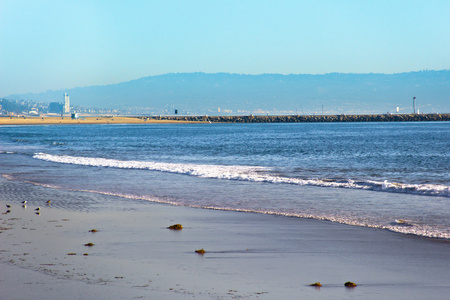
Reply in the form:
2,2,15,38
22,201,27,204
35,207,41,211
6,204,11,208
46,200,51,204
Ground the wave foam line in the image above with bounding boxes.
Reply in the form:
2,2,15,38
26,182,450,240
14,177,450,240
109,192,449,239
33,153,450,197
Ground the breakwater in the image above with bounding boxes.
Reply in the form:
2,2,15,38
141,113,450,123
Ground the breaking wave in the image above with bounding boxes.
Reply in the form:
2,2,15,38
33,153,450,198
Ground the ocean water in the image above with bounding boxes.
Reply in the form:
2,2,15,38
0,122,449,239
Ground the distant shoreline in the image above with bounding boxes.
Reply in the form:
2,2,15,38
0,113,448,125
0,116,202,125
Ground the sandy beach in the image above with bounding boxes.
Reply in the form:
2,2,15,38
0,116,202,126
0,177,449,300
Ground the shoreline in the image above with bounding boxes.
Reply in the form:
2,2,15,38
1,178,449,299
0,116,204,126
1,113,449,125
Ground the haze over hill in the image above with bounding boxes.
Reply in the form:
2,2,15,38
7,70,450,115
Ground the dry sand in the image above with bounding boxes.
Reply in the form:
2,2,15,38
0,179,449,299
0,116,202,126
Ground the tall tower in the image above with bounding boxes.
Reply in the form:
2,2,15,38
64,93,70,114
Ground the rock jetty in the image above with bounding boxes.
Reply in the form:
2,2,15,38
141,113,450,123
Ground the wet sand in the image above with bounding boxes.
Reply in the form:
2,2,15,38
0,178,449,299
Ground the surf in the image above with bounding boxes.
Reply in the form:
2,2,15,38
33,153,450,198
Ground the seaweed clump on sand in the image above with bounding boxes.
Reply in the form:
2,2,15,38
195,248,206,254
344,281,357,287
168,224,183,230
309,282,322,287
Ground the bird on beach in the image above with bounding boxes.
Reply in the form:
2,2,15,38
22,201,27,204
46,200,51,204
35,207,41,211
6,204,11,208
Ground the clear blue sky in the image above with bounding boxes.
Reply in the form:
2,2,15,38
1,0,449,96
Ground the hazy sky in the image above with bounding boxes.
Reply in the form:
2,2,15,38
1,0,449,96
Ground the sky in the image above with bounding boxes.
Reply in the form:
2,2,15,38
1,0,449,96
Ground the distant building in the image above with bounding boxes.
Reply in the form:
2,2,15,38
64,93,70,113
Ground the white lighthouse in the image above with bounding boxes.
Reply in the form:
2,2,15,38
64,93,70,114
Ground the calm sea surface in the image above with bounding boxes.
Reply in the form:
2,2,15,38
0,122,449,238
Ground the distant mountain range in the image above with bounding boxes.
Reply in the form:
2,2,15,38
7,70,450,115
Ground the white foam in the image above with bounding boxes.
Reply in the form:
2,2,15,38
33,153,450,198
23,177,450,240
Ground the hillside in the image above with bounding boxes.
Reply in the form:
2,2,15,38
7,70,450,115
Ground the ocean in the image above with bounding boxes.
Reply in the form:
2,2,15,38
0,121,449,239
